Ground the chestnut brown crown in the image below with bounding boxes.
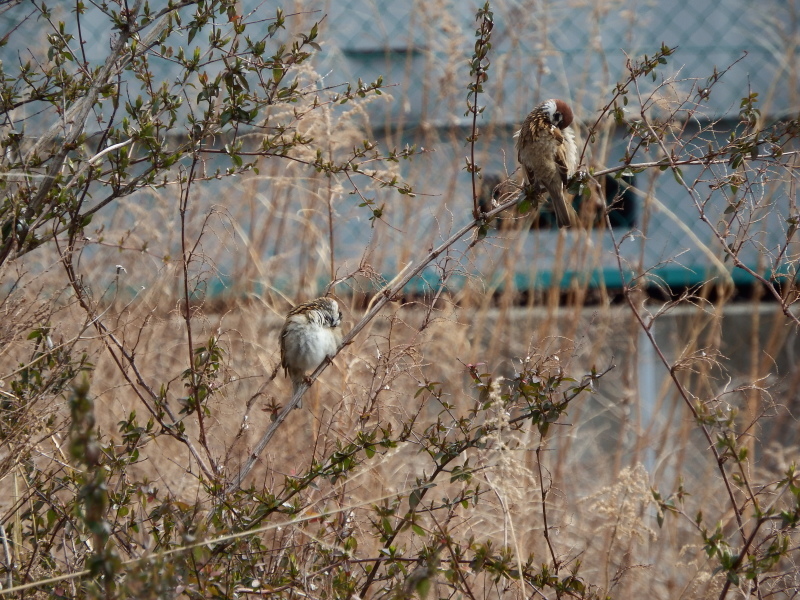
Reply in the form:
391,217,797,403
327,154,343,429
539,98,574,129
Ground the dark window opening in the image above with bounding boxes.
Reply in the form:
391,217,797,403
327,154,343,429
603,173,636,228
478,173,636,230
342,47,423,58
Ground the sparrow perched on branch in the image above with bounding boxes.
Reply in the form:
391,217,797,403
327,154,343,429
279,297,343,408
516,98,579,228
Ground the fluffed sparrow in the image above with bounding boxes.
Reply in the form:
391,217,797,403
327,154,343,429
279,297,343,408
515,98,579,228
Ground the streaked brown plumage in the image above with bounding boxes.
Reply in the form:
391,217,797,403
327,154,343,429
516,98,579,228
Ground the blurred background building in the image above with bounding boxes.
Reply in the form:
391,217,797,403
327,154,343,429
318,0,799,294
2,0,797,297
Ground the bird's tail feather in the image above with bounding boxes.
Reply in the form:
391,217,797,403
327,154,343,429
552,194,579,229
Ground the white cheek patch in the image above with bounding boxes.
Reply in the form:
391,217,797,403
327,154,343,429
542,100,557,123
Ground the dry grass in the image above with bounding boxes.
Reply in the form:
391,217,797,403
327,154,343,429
1,0,800,598
3,250,797,596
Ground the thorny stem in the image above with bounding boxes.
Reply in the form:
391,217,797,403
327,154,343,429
468,3,492,219
179,156,210,455
629,76,799,327
717,516,769,600
536,444,560,576
0,523,11,590
357,450,462,596
421,254,455,330
590,151,800,179
52,228,215,480
1,487,432,597
355,364,614,599
1,9,382,268
577,48,744,167
716,479,797,600
429,511,480,600
469,77,481,220
774,153,799,267
225,187,537,493
606,215,746,542
21,0,142,210
327,145,336,282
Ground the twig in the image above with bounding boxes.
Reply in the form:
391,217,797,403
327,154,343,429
225,189,529,493
536,445,560,573
53,236,215,481
631,76,800,327
606,213,746,542
178,155,212,458
0,522,12,590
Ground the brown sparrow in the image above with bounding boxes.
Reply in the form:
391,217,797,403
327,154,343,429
279,297,343,409
516,98,579,228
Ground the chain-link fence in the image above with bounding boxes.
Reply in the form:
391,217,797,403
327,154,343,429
320,0,799,290
324,0,796,122
1,0,797,291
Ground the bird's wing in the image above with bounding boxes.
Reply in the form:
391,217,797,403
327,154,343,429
279,323,288,369
515,120,528,161
515,123,532,184
555,143,570,188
